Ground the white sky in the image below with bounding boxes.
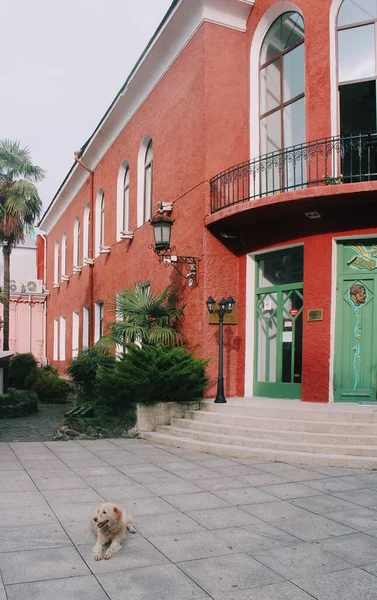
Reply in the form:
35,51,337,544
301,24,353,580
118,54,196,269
1,0,172,210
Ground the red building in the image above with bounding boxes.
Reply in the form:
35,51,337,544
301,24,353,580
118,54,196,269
38,0,377,403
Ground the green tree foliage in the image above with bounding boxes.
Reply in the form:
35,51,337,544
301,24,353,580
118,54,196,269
66,346,116,401
8,353,37,389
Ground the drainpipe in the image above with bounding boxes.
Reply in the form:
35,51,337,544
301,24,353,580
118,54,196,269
37,230,48,362
74,152,94,347
28,294,32,353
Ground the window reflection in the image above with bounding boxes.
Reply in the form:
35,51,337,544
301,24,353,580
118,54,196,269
338,25,375,83
338,0,377,26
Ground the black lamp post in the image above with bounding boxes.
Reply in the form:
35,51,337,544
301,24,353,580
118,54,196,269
206,295,235,403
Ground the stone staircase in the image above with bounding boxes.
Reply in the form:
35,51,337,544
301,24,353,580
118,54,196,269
142,398,377,468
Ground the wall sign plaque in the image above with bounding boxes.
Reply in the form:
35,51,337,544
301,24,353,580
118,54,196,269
308,309,323,321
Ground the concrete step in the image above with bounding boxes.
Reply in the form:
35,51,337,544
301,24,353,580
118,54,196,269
142,431,377,469
170,418,377,446
200,400,377,424
185,411,377,435
155,425,377,457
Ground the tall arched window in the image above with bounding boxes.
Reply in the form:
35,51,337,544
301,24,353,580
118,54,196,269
259,12,305,190
73,218,80,267
137,136,153,226
61,234,66,278
95,189,105,256
83,203,90,263
54,241,60,285
117,161,130,240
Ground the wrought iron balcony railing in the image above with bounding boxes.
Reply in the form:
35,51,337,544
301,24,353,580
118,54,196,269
210,131,377,214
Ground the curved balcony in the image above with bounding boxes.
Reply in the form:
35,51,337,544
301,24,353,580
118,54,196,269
210,132,377,214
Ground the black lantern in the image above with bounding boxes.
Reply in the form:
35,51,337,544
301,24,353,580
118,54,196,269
206,295,236,403
150,214,173,252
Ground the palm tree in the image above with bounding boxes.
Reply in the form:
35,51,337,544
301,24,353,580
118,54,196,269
0,140,45,352
104,284,185,349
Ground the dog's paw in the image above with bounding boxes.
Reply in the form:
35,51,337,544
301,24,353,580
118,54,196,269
128,524,136,533
94,553,102,561
104,549,113,560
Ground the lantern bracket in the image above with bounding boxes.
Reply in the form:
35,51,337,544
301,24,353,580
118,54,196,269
148,244,198,286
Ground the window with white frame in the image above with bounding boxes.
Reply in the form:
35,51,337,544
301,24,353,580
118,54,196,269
259,12,305,190
72,311,79,359
59,316,66,361
53,319,58,360
61,234,67,278
137,136,153,226
83,306,89,348
83,203,90,263
95,190,105,256
73,218,80,267
117,162,130,241
54,241,60,284
94,301,104,343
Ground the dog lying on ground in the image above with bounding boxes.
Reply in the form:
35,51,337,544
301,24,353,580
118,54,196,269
90,502,136,560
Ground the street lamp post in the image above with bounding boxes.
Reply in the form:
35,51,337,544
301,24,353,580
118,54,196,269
206,296,235,403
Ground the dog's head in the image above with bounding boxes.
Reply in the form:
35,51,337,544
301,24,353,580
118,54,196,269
92,503,123,529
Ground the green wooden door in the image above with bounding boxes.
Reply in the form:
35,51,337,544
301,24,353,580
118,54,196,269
334,242,377,402
254,248,303,399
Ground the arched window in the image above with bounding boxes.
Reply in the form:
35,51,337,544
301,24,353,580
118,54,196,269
73,218,80,267
259,12,305,190
83,203,90,263
61,234,66,278
117,161,130,240
137,136,153,226
54,241,60,285
95,189,105,256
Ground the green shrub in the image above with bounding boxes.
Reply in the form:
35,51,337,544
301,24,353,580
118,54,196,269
25,368,71,404
0,389,38,418
96,344,208,409
66,346,116,401
8,353,38,390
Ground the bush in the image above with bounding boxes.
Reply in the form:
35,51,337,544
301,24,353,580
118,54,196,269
0,389,38,418
25,368,71,404
8,353,37,389
96,344,209,409
66,347,116,401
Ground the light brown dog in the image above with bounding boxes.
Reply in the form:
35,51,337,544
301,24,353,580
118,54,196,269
90,502,136,560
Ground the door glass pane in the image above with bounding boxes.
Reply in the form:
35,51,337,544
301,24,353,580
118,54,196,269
258,247,303,288
338,25,375,83
282,290,303,383
260,111,282,194
338,0,377,26
283,44,305,102
260,61,281,114
260,110,281,154
257,293,277,382
284,98,306,188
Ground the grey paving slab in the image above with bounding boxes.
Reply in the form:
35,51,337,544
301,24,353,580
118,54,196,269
0,462,24,471
0,585,5,600
211,581,316,600
304,476,363,493
52,501,104,523
258,482,321,500
144,478,204,495
98,563,210,600
79,474,135,488
60,519,96,546
351,473,377,489
213,486,277,506
0,505,58,528
361,562,377,576
314,532,377,566
213,465,264,476
116,495,178,517
148,529,239,562
235,473,288,487
162,491,231,511
255,464,324,481
240,499,310,522
187,506,262,530
270,513,356,541
0,479,39,495
311,466,367,477
33,475,90,491
167,466,227,480
116,463,169,477
326,507,377,531
290,493,359,515
77,534,169,573
0,546,89,584
334,488,377,508
5,575,110,600
294,566,377,600
136,510,204,537
42,487,104,505
194,458,241,468
0,523,71,553
96,483,156,500
195,476,251,491
213,522,300,554
178,552,283,596
73,465,122,477
254,541,352,580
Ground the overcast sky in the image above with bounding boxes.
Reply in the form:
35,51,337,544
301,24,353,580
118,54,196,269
1,0,172,210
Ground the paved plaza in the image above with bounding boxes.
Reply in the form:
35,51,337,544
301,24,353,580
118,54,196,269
1,439,377,599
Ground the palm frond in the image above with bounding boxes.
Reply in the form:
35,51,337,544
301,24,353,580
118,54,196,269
0,140,45,183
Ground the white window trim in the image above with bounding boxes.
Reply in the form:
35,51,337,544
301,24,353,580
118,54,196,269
83,306,89,348
117,161,130,241
94,301,104,343
59,316,66,361
330,0,345,138
53,318,59,361
54,241,60,285
137,135,153,227
83,203,90,263
73,217,80,268
61,234,67,277
95,189,105,257
72,310,79,359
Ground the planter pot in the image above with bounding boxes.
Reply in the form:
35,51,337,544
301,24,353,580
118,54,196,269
136,400,201,432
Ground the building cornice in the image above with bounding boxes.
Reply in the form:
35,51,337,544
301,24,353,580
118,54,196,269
40,0,254,233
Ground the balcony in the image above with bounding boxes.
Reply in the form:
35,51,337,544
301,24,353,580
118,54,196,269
210,132,377,214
